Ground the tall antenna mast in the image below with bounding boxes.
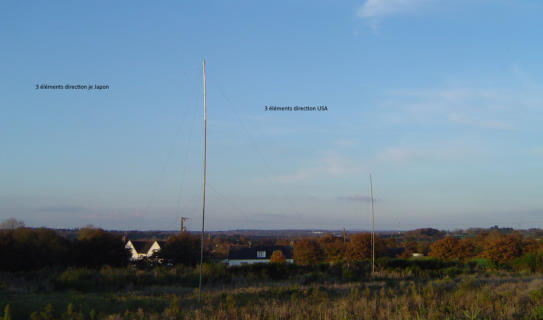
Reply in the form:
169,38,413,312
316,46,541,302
198,59,207,302
370,174,375,275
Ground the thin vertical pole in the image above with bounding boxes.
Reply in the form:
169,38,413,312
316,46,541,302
370,174,375,275
198,59,207,302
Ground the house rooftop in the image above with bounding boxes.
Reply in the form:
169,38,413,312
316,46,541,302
128,240,165,254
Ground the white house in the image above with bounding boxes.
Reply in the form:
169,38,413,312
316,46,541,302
223,245,294,266
125,240,165,260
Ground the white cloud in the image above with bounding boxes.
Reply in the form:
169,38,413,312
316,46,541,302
377,87,519,130
270,151,364,183
357,0,426,18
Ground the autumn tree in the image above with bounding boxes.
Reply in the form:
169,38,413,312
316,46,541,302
482,232,523,263
270,250,286,263
159,232,203,266
211,237,230,259
0,228,72,271
275,239,292,246
399,239,419,258
318,234,345,263
345,233,373,262
293,238,324,265
522,238,540,254
428,237,474,261
72,227,130,268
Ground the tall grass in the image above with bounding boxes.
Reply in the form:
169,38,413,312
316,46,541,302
3,259,543,319
3,276,543,319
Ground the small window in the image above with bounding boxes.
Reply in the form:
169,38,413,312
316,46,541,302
257,250,266,258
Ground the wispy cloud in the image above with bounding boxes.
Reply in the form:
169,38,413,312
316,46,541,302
270,151,363,183
377,87,518,130
357,0,427,19
356,0,429,30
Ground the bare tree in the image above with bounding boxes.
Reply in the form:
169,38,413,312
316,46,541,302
0,218,25,230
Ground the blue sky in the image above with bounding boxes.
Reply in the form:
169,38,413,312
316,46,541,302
2,0,543,230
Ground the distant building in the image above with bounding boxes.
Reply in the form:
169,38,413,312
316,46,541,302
223,245,294,266
125,240,165,260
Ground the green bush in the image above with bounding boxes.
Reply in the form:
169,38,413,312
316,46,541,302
442,266,462,278
56,268,101,291
513,253,543,273
534,305,543,320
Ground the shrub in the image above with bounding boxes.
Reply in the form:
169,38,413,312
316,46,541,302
56,268,101,291
428,237,475,261
72,228,130,268
535,305,543,320
482,233,523,263
294,239,324,265
270,250,286,264
512,253,543,273
298,272,326,285
158,232,202,266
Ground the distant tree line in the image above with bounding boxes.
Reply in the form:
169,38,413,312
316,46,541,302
427,230,539,264
2,216,542,273
0,226,130,271
291,230,543,267
0,218,211,271
293,233,394,266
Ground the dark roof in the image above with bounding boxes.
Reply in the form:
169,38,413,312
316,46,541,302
227,245,293,260
129,240,163,254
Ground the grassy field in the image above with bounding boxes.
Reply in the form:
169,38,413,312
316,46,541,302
2,266,543,319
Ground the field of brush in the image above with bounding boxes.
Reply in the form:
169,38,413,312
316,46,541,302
2,262,543,319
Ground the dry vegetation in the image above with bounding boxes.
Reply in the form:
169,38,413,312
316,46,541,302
8,275,543,319
3,224,543,319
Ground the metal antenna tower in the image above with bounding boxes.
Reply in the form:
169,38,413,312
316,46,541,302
370,174,375,275
198,59,207,303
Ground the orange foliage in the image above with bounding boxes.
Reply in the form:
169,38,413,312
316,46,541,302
318,234,345,263
269,250,286,264
345,233,372,262
482,233,523,263
293,239,324,265
428,237,474,261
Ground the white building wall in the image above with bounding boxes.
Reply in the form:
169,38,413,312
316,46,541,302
226,259,294,266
